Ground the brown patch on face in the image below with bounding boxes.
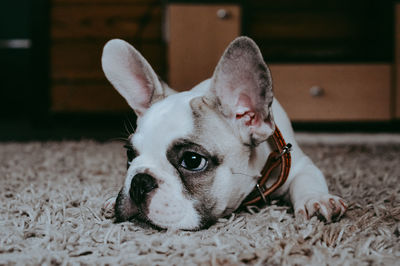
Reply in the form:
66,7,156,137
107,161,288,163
186,97,256,218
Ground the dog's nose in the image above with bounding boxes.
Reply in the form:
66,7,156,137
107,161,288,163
130,173,158,204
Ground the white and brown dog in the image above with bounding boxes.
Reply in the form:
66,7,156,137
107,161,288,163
101,37,347,230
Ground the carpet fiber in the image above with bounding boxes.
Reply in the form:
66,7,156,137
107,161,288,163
1,138,399,265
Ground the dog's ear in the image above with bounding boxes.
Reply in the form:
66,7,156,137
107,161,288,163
208,36,274,145
102,39,175,116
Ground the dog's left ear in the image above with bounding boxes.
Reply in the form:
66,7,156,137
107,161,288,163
102,39,175,116
209,36,275,145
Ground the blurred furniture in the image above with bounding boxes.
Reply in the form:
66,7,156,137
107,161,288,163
50,0,164,112
271,64,391,121
49,0,396,122
167,1,393,122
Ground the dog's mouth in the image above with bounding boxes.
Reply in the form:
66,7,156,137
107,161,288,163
113,187,217,230
114,189,167,231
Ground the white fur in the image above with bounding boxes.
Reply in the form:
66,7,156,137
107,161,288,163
128,92,203,229
102,37,347,229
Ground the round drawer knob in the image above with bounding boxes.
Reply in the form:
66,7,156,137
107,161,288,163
217,9,229,19
309,86,324,97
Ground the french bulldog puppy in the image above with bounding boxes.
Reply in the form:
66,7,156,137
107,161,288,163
101,37,347,230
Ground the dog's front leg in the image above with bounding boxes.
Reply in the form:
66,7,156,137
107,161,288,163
289,156,347,222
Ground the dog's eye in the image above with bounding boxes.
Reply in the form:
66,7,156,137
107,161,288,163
180,152,208,171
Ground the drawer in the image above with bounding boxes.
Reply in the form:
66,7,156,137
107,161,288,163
269,64,392,121
167,4,241,91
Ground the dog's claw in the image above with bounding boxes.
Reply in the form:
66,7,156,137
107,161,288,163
295,209,308,223
295,194,347,223
102,196,117,219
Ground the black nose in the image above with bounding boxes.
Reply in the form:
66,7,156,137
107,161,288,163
130,173,158,204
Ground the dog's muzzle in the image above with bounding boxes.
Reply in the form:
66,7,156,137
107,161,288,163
114,172,158,223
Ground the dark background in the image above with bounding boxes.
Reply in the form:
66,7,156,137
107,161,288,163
0,0,397,141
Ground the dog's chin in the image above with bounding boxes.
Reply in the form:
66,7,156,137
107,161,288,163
145,189,209,230
144,215,216,231
145,203,220,231
145,215,206,231
115,207,208,231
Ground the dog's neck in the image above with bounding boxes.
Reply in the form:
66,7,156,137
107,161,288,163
242,127,292,206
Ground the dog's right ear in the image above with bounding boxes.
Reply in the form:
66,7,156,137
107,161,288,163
102,39,175,116
206,37,275,146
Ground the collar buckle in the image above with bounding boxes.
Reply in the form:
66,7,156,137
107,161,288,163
275,143,292,160
256,184,268,204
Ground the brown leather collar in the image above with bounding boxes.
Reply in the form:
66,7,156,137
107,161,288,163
241,126,292,206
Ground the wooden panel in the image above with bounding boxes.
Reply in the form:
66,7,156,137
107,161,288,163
51,40,165,80
396,4,400,118
168,4,241,91
51,82,129,112
51,5,162,40
50,0,165,113
270,64,392,121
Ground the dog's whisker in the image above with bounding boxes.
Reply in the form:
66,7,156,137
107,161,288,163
231,172,253,178
127,118,136,133
109,137,128,143
123,120,132,136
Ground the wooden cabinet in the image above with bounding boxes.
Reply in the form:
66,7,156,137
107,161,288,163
50,0,164,112
166,3,394,122
271,64,392,121
50,1,396,122
167,4,241,91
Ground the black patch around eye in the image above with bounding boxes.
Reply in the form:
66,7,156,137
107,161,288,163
166,139,222,177
166,138,223,198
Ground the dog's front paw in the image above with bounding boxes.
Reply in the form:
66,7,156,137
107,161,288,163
294,193,347,222
102,196,116,219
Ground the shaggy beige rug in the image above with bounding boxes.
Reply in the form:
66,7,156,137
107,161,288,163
0,137,399,265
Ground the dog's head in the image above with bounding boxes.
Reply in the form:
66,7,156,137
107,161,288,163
102,37,275,230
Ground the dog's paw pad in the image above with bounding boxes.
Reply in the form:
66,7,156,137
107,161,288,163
295,194,347,222
102,197,116,219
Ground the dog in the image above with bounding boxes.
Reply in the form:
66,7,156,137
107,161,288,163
101,36,347,230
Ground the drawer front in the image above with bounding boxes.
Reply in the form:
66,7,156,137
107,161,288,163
270,64,392,121
168,4,241,91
